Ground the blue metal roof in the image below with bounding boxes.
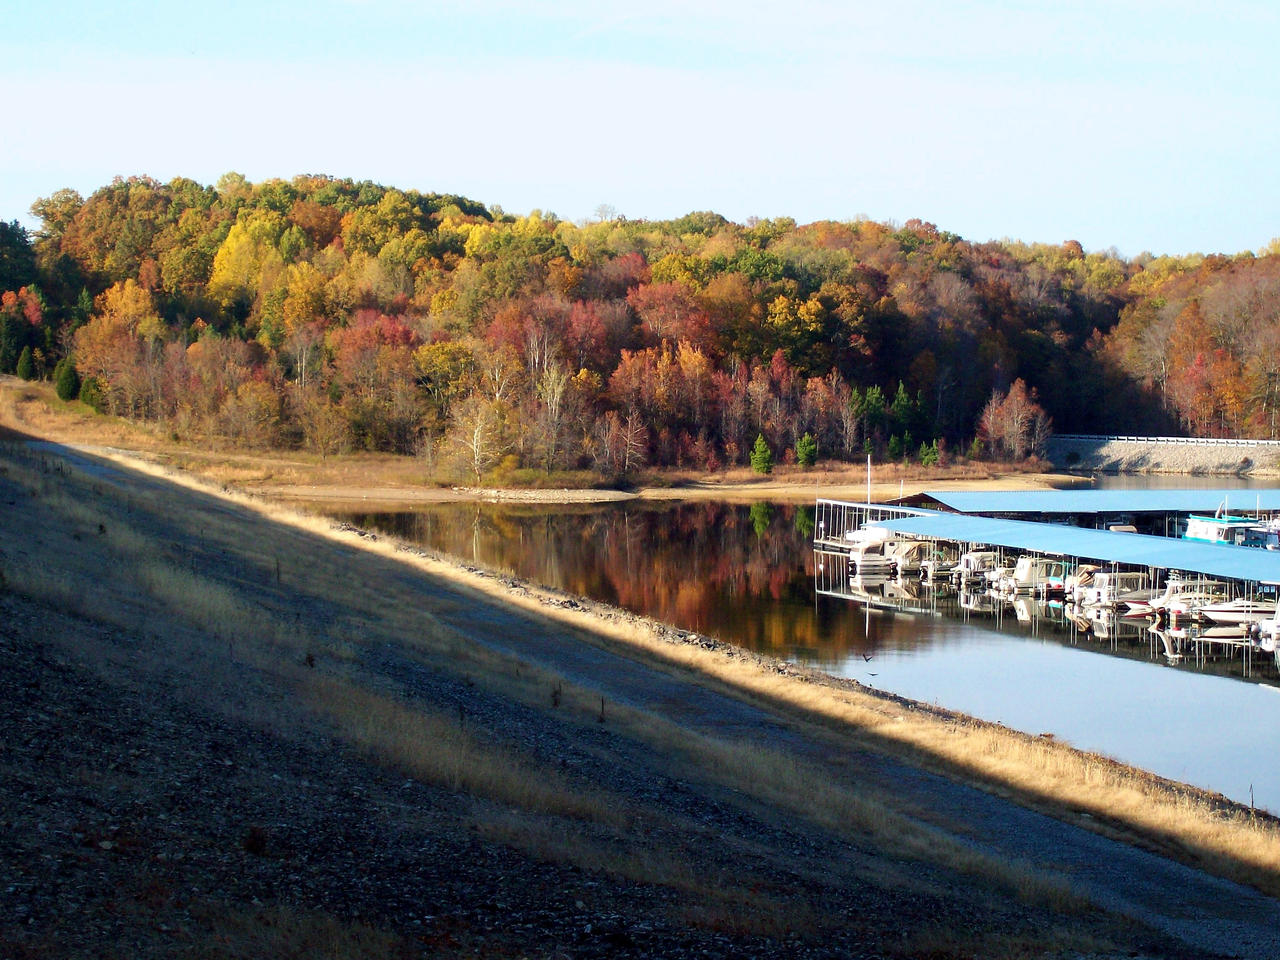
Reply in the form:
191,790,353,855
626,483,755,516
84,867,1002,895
911,489,1280,516
872,511,1280,582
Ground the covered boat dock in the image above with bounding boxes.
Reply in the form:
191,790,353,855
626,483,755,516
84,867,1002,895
813,496,1280,608
888,489,1280,536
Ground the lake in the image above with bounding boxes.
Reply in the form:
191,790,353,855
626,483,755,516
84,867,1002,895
330,495,1280,813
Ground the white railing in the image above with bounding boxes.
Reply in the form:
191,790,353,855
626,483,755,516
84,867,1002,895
1053,434,1280,447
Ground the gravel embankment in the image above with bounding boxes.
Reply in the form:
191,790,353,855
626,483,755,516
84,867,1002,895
1047,437,1280,475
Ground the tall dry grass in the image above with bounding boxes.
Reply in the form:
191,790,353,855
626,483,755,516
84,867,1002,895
571,623,1280,897
301,674,613,821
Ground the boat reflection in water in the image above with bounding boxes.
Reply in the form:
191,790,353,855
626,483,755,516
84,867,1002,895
816,545,1280,685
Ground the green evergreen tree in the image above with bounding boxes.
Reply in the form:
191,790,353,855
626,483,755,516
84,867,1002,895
79,375,107,412
0,309,23,373
860,384,886,437
55,359,80,400
794,432,817,467
73,288,94,329
749,433,774,474
889,381,914,433
15,345,33,381
887,434,902,460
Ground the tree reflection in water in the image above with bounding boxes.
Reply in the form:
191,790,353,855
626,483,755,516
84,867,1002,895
332,501,1280,686
338,500,869,664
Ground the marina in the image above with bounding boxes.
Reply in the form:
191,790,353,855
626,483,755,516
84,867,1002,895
815,493,1280,626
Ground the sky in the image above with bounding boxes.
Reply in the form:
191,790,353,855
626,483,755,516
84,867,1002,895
3,0,1278,256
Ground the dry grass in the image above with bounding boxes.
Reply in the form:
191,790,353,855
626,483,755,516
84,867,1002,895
557,683,1092,914
16,425,1276,901
301,674,614,822
0,435,1101,930
1,377,1076,504
570,623,1280,897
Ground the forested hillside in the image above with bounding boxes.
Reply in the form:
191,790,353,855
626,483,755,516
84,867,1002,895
1,173,1272,479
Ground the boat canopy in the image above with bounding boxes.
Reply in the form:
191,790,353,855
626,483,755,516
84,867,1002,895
893,489,1280,516
870,510,1280,583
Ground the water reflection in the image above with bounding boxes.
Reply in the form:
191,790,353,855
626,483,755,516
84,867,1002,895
332,499,1280,810
338,500,1280,684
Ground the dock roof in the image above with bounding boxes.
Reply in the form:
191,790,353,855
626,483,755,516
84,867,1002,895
898,489,1280,516
872,511,1280,583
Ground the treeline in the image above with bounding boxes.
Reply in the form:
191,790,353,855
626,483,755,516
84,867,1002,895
1102,250,1280,437
2,172,1260,479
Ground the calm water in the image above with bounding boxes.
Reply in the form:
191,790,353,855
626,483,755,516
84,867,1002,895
333,497,1280,812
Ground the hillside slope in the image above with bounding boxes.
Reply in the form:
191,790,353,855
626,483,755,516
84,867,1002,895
2,434,1278,958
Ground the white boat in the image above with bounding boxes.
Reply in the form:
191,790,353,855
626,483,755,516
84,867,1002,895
1150,577,1230,620
841,526,927,578
919,552,957,584
884,538,928,576
956,550,1001,584
1064,564,1100,605
1119,589,1166,616
843,527,896,577
1082,570,1153,609
1197,596,1278,625
985,564,1014,587
1183,507,1280,549
1248,597,1280,640
998,556,1070,595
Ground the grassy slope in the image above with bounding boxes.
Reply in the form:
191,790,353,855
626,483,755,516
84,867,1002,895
0,434,1140,958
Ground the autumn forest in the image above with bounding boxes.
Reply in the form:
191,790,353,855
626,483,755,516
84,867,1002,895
2,173,1277,481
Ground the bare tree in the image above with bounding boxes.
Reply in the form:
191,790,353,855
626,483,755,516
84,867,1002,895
450,396,508,484
978,378,1051,460
293,385,349,461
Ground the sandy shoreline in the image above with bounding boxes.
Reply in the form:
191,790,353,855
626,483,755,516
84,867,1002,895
255,470,1087,510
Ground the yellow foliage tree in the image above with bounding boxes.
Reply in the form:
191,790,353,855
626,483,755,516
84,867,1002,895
207,211,286,316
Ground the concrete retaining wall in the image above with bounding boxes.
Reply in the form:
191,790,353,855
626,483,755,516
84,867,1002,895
1045,435,1280,475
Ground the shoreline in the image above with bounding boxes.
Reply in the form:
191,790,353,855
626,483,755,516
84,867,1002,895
2,376,1088,508
227,470,1091,509
37,425,1280,827
11,440,1280,955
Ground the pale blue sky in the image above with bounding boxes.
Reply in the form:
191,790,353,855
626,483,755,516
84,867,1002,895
4,1,1277,255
